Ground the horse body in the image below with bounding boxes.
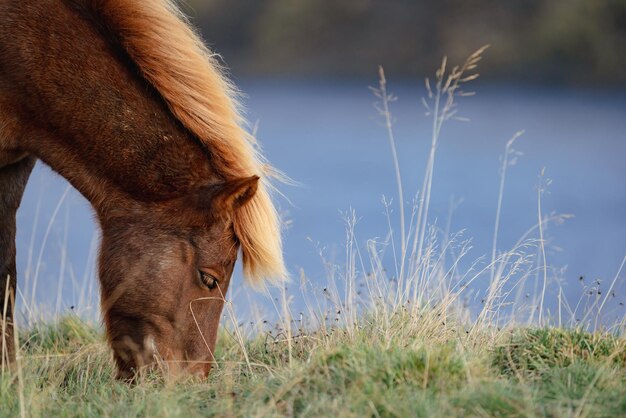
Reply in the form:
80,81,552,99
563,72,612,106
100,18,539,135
0,0,283,378
1,0,218,203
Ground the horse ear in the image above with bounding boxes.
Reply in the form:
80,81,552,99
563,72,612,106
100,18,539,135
212,175,260,211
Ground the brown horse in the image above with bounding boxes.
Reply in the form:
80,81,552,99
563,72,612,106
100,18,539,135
0,0,285,378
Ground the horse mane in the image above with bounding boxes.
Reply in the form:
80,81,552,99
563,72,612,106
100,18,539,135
88,0,286,284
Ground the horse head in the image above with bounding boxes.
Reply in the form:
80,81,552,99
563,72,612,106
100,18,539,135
99,176,259,379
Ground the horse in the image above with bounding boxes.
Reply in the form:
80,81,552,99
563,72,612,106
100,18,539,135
0,0,285,379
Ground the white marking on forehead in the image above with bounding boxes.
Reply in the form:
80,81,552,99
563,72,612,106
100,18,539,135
155,246,180,272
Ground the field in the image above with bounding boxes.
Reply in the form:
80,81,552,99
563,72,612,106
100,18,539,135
2,48,625,417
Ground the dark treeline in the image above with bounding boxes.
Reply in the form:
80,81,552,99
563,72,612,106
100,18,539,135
183,0,626,86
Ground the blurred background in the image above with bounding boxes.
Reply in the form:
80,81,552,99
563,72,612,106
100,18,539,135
184,0,626,85
17,0,626,324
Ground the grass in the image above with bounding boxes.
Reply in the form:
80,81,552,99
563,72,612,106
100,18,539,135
1,316,625,417
3,47,625,416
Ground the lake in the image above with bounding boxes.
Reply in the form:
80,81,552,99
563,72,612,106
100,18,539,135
15,80,626,326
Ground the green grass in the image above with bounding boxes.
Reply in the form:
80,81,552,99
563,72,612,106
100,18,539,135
1,315,625,417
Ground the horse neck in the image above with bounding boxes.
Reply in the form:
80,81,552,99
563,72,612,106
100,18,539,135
1,0,221,215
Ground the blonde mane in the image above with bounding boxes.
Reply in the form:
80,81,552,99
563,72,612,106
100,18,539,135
91,0,286,284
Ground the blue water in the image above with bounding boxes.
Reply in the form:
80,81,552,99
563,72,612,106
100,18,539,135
15,81,626,325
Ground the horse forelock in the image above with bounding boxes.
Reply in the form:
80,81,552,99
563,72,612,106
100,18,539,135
88,0,286,284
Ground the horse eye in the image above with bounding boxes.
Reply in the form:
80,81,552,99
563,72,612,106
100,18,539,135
199,270,219,290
